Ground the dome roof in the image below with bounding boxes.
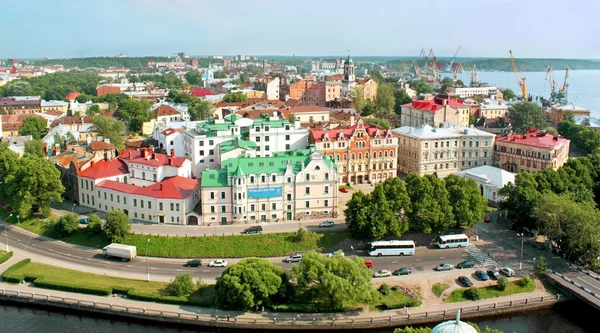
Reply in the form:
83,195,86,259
345,54,353,65
431,311,477,333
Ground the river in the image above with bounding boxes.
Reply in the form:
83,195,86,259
442,70,600,117
0,300,595,333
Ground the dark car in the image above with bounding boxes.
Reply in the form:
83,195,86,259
241,226,263,234
393,268,412,276
484,215,492,223
458,276,474,287
487,270,500,280
531,241,546,250
185,259,202,267
457,260,475,269
475,270,489,281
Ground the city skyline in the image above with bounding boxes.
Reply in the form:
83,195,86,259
2,0,598,59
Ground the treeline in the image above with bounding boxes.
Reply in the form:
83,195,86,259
0,71,100,100
34,57,175,69
499,154,600,266
345,175,487,241
558,112,600,154
389,58,600,72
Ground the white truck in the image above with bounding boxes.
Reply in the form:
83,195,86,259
102,243,137,261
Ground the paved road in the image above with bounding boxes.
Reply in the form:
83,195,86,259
1,224,476,283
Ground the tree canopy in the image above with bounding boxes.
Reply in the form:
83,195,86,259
0,71,100,100
501,88,516,100
24,139,45,158
394,88,413,115
375,84,396,114
558,112,600,154
364,117,392,129
117,99,152,132
103,209,131,243
444,175,488,228
508,102,547,133
223,92,248,103
90,116,125,150
405,174,454,233
18,117,48,139
407,78,434,95
184,70,203,85
350,86,365,112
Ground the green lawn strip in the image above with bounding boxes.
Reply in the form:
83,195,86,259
0,251,13,265
539,275,562,296
444,279,536,303
123,231,349,258
432,283,450,297
1,260,214,305
371,289,422,311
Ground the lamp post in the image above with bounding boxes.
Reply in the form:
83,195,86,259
16,214,20,224
146,238,150,282
4,223,8,252
517,232,524,270
72,203,76,213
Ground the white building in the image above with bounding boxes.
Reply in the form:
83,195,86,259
183,113,308,178
478,97,509,119
77,149,201,225
152,100,190,122
454,165,515,205
152,121,202,157
451,86,499,98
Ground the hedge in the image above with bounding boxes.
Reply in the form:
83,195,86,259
1,259,31,283
270,303,322,313
380,298,422,310
0,251,13,265
126,289,208,306
34,278,112,296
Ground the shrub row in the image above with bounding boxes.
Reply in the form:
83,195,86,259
1,259,31,283
34,278,112,296
270,303,321,313
126,289,210,307
0,251,13,265
380,298,422,310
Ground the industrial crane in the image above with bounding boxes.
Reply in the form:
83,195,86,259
545,65,558,97
559,65,570,95
412,60,421,76
446,45,462,72
453,62,463,86
420,48,429,72
509,50,527,99
428,49,439,80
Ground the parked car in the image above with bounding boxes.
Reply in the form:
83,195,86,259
484,215,492,223
339,187,349,193
531,241,546,250
373,269,392,278
435,263,454,271
500,267,515,276
393,268,412,276
208,260,228,267
457,260,475,269
487,270,501,280
475,270,489,281
241,226,263,234
364,259,374,268
184,259,202,267
458,276,474,287
78,217,88,224
319,220,335,228
327,249,345,257
285,253,303,263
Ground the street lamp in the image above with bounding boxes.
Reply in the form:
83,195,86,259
517,232,525,271
146,238,150,282
3,223,8,252
72,203,77,213
16,214,20,224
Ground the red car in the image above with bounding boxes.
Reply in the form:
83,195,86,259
364,260,374,268
484,215,492,223
339,187,349,193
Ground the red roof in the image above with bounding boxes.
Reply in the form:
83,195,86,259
154,105,179,118
97,176,199,199
402,99,467,113
118,149,187,168
66,90,81,101
78,159,128,179
191,88,215,97
283,104,327,113
90,141,115,151
496,129,570,149
310,121,395,142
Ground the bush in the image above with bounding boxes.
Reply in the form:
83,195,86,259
518,275,534,288
270,303,320,313
380,298,422,309
534,256,547,274
497,276,509,291
0,251,13,265
465,287,482,300
53,213,79,237
86,214,103,236
1,259,32,283
41,206,51,218
170,273,194,297
34,278,112,296
196,278,206,289
378,283,391,296
103,209,131,243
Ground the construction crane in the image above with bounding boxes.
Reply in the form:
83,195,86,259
420,48,429,72
428,49,439,80
509,50,527,99
453,62,463,85
559,65,570,95
446,45,462,72
545,65,558,97
412,60,421,76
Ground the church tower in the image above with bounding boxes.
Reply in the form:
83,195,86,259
342,53,356,96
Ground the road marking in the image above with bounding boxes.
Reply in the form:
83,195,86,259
416,259,422,262
31,244,36,247
176,269,183,272
127,265,132,267
391,261,398,264
86,258,91,261
16,239,21,242
202,270,210,272
48,249,54,252
440,257,445,259
150,267,157,270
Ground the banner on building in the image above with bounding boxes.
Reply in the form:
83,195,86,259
248,187,283,199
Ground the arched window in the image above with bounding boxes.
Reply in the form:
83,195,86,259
343,154,347,160
365,152,369,158
351,153,355,159
261,175,266,183
390,151,394,157
378,152,382,158
384,151,388,157
358,153,362,159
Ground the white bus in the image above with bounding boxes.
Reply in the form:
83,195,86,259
437,234,469,249
368,240,416,257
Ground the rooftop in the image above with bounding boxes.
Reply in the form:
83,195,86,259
49,149,93,169
402,98,467,113
218,138,257,154
118,149,188,168
311,119,395,142
98,176,199,199
392,124,495,139
496,128,570,149
78,158,129,179
454,165,515,189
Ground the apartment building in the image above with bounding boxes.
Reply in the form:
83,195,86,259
280,80,326,106
450,86,499,98
200,147,338,225
1,96,41,114
325,80,343,102
254,77,280,100
494,129,570,173
478,97,509,119
392,124,496,178
400,97,471,128
309,119,398,184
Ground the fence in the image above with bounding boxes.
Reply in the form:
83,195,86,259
547,269,600,302
0,288,558,329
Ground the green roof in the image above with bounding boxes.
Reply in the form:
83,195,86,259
346,54,353,65
219,138,257,154
201,169,229,187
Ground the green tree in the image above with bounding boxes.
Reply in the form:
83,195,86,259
90,116,125,150
508,102,548,134
75,94,91,103
184,70,203,85
215,258,291,310
408,78,434,95
499,172,540,230
86,214,103,236
406,174,454,233
188,99,214,121
291,252,377,311
117,99,152,132
502,88,516,100
364,117,392,129
3,154,64,217
173,92,194,104
53,213,79,237
2,81,32,96
444,175,487,228
381,177,411,227
349,86,365,112
557,112,576,138
103,209,131,243
66,132,77,144
465,287,482,300
24,139,45,158
240,73,250,84
497,276,509,291
394,88,412,115
369,70,385,83
170,273,194,297
362,102,376,116
223,92,247,103
375,84,396,114
18,117,48,139
534,256,547,274
214,72,227,79
288,113,297,122
87,104,101,117
0,143,18,197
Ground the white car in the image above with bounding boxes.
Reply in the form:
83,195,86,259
327,250,345,257
373,269,392,278
285,253,303,263
319,220,335,228
208,260,228,267
500,267,515,277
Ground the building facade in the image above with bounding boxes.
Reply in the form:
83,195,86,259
451,86,499,98
309,119,398,184
1,96,42,114
478,97,509,119
392,124,496,178
494,129,571,173
325,80,343,102
454,165,515,205
200,148,338,225
400,97,471,128
357,78,378,101
548,104,590,126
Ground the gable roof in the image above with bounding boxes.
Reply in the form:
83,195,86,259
191,88,215,97
154,105,180,118
310,120,395,142
78,158,129,179
454,165,515,189
118,148,188,167
97,176,200,199
496,129,570,149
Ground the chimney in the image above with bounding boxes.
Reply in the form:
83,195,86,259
350,116,355,127
159,183,163,190
171,150,175,157
141,149,146,158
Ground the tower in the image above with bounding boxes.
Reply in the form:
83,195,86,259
342,53,357,96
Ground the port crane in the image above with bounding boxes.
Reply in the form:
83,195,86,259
559,66,570,96
545,65,558,97
509,50,527,99
545,65,570,104
446,45,462,72
428,49,440,80
420,48,429,72
453,62,463,86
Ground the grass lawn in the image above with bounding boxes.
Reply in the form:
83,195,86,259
4,261,214,305
486,205,498,212
432,283,450,297
123,231,349,258
371,289,422,311
444,279,536,303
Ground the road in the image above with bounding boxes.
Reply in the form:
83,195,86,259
0,224,475,283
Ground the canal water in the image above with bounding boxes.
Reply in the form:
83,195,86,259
0,300,594,333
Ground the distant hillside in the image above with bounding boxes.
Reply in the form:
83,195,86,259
33,56,211,69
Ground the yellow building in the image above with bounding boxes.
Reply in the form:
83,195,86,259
549,104,590,126
41,100,69,115
494,129,570,173
358,78,378,101
246,91,266,99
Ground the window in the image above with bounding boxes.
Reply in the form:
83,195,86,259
221,206,226,213
325,200,329,207
305,187,310,195
250,204,255,212
272,203,276,210
148,201,151,209
159,202,163,210
261,204,266,211
110,194,113,201
287,177,292,183
306,173,310,181
221,192,225,199
134,199,137,207
104,192,107,200
141,200,144,208
209,149,214,155
325,186,329,194
305,201,310,208
211,206,215,213
209,140,214,145
261,175,266,183
256,137,260,142
170,203,174,211
176,203,180,211
287,193,292,200
250,176,255,184
265,126,270,131
325,173,329,180
265,136,270,142
210,192,215,199
285,144,290,150
285,135,290,140
265,145,270,151
123,197,126,205
199,141,204,146
117,196,120,203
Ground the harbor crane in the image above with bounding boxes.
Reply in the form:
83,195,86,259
559,65,570,95
509,50,527,99
453,62,463,86
446,45,462,72
428,49,440,80
545,65,558,97
420,48,429,71
412,60,421,76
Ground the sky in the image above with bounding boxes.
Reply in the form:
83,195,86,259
2,0,599,59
